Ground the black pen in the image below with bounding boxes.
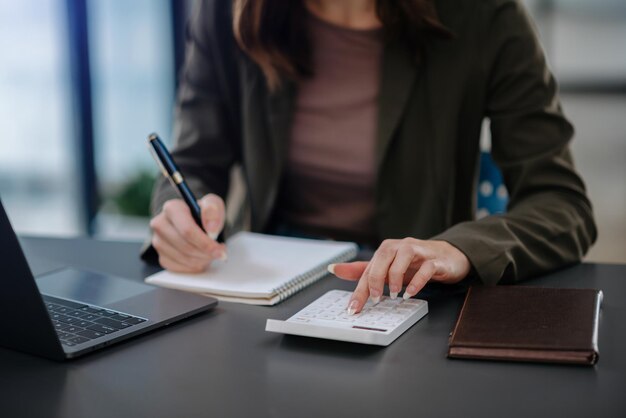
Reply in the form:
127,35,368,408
147,133,204,231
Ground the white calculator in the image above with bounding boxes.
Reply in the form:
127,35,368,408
265,290,428,346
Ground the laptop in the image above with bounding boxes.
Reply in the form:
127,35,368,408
0,199,217,360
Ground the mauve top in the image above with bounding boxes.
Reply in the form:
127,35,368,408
279,11,383,243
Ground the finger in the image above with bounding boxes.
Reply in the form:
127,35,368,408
158,253,207,274
387,245,417,299
328,261,369,281
153,232,210,268
367,241,398,302
210,242,228,261
155,216,214,259
157,224,227,263
347,268,371,315
163,200,219,254
403,260,438,300
200,194,226,240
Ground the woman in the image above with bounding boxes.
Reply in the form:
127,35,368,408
144,0,596,314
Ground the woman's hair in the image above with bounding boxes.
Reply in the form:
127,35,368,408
232,0,451,91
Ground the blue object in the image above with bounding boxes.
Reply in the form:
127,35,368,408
477,152,508,218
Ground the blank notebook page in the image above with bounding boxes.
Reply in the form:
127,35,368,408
145,232,357,298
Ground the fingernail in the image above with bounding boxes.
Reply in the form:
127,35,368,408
347,300,358,315
403,286,416,300
370,288,381,305
207,220,221,239
205,203,218,212
327,264,336,275
390,291,398,300
211,249,227,261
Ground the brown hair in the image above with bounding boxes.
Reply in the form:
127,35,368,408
233,0,451,91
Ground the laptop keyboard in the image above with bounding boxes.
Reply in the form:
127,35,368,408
42,295,147,347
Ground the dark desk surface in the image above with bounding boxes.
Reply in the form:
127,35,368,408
2,237,625,418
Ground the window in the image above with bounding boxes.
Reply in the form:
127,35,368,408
0,0,80,235
87,0,176,238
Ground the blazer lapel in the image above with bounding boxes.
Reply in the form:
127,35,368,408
376,42,419,167
266,80,297,173
240,53,297,230
248,79,295,230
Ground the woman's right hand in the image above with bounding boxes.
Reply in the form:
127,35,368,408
149,193,227,273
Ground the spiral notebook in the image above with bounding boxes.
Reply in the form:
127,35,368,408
144,232,358,305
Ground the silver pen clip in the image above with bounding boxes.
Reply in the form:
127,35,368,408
147,141,169,179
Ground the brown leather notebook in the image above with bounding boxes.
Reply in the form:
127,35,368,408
448,286,602,365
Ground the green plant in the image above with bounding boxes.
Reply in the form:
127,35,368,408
109,170,156,217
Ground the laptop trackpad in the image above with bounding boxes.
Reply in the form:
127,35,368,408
36,268,152,307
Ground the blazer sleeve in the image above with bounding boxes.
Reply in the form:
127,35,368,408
142,0,240,262
150,0,240,215
433,0,597,284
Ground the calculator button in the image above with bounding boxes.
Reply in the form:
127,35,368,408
402,299,420,305
334,317,355,323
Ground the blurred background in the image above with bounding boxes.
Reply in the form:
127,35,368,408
0,0,624,262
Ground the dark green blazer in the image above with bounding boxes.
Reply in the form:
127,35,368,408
148,0,597,285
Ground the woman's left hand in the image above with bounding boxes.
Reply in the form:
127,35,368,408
329,238,471,314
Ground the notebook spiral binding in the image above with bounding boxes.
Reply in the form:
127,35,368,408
271,247,358,302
